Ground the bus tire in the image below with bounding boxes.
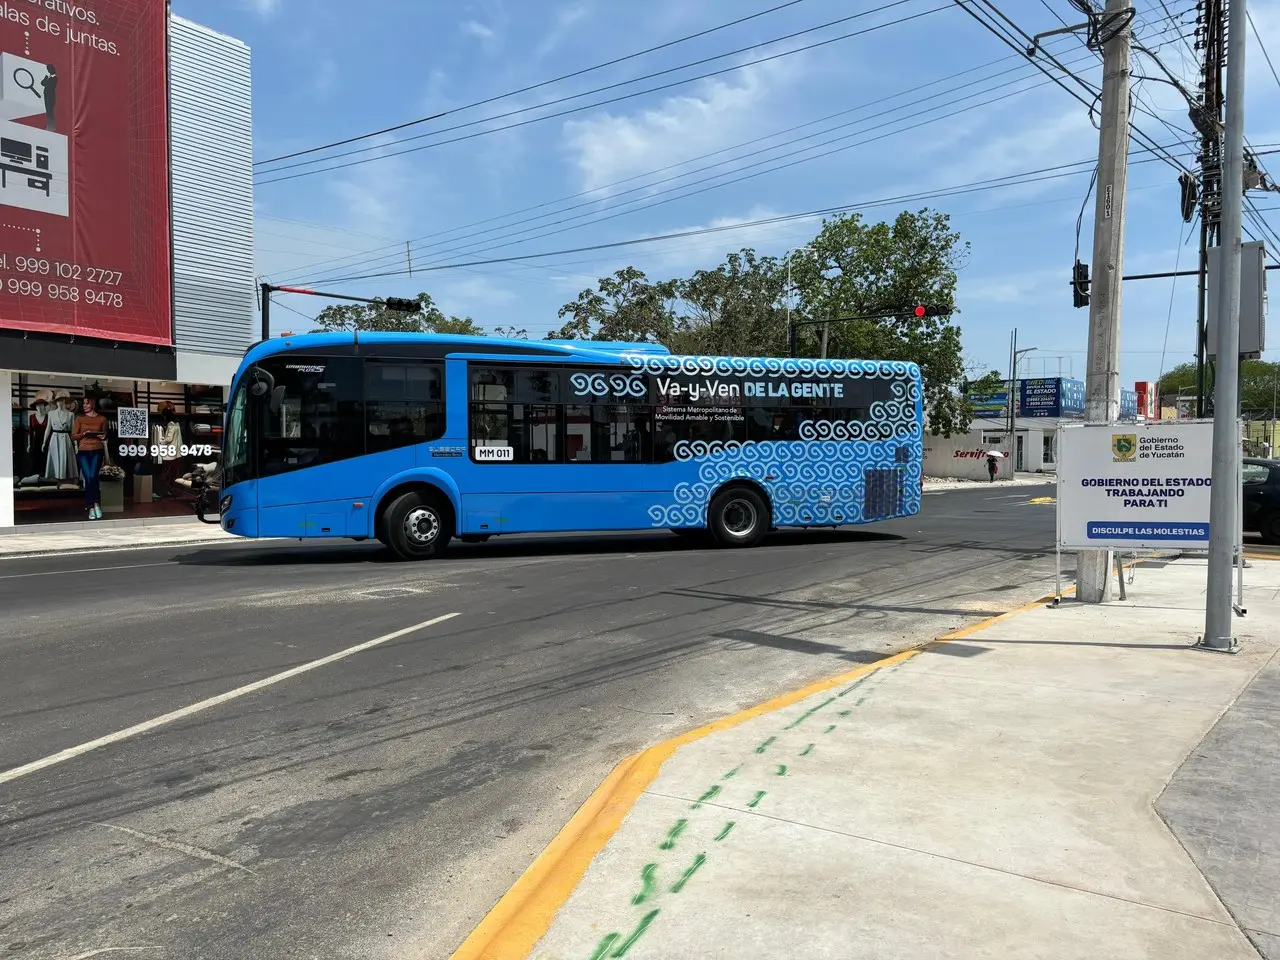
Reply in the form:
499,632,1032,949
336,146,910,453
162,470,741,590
384,490,452,561
707,486,769,549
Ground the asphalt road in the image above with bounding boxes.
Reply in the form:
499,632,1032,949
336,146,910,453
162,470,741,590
0,485,1060,960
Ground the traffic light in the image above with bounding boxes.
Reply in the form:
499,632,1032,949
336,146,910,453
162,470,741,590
911,304,949,317
1072,260,1090,308
384,297,419,313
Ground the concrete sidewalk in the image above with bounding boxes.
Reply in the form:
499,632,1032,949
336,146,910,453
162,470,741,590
509,558,1280,960
0,519,240,557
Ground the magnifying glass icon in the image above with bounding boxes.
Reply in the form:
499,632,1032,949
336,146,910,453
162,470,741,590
12,67,41,99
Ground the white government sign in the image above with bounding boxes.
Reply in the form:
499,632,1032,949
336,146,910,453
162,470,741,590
1057,420,1223,551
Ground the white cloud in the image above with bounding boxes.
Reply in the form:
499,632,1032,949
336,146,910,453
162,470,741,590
461,20,496,42
240,0,280,16
562,61,795,194
536,3,591,58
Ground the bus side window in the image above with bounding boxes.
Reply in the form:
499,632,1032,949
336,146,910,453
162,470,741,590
366,360,445,452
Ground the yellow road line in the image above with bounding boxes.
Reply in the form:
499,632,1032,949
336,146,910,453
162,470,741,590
450,594,1063,959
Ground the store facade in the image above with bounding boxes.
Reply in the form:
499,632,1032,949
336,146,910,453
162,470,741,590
1,8,253,527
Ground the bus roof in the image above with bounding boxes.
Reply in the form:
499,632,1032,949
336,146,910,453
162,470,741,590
240,331,668,368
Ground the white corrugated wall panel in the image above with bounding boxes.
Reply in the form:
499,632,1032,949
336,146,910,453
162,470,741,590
169,16,254,358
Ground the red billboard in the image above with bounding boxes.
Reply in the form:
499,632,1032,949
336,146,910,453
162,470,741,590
0,0,171,346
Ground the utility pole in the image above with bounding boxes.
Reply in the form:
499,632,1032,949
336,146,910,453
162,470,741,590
1007,329,1017,444
1195,0,1227,418
260,281,271,341
1078,0,1134,603
1202,0,1247,652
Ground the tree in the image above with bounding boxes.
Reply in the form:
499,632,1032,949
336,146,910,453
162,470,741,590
311,292,483,335
492,325,530,339
548,267,680,342
1160,359,1280,418
791,209,972,436
673,249,789,356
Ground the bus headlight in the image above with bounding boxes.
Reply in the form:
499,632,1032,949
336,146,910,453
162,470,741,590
219,494,233,514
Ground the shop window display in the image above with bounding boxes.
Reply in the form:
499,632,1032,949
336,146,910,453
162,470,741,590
9,379,225,524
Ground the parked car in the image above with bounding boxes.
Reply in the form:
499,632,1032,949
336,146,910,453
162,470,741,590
1243,457,1280,544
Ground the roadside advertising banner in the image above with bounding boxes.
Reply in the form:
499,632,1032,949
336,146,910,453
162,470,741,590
0,0,171,344
1057,421,1222,550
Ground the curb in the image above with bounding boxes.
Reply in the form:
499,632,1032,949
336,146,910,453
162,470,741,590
0,537,243,560
450,593,1059,960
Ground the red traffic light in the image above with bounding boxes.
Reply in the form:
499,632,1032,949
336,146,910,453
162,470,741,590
910,304,950,317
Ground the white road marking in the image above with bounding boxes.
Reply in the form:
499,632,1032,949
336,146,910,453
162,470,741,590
94,822,256,875
0,612,461,786
0,562,170,580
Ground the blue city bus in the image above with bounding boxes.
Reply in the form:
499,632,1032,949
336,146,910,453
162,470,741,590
217,332,924,560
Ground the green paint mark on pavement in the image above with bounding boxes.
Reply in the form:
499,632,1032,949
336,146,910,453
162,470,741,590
715,821,735,842
775,764,787,776
824,724,837,734
611,909,660,957
632,863,659,905
691,785,720,809
755,736,776,754
589,933,619,960
670,853,707,893
784,695,838,730
856,695,868,706
838,709,852,717
747,790,766,808
722,765,740,780
659,819,688,851
798,743,815,757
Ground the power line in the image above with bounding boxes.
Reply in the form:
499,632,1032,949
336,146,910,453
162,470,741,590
315,154,1173,285
274,11,1194,286
1248,9,1280,96
277,46,1073,284
255,0,819,166
255,1,947,185
287,50,1102,285
953,0,1194,176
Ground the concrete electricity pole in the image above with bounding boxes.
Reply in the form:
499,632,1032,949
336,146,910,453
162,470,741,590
1202,0,1247,651
1078,0,1133,604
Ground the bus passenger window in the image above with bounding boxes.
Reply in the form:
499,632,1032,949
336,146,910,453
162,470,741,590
366,360,445,453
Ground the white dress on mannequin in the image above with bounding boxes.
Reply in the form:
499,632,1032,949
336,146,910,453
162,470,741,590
44,405,77,481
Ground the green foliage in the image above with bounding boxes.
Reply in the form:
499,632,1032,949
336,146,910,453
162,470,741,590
547,266,680,343
1159,360,1280,416
672,249,790,356
788,209,971,436
311,292,482,335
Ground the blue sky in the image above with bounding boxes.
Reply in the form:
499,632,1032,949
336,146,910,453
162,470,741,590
173,0,1280,388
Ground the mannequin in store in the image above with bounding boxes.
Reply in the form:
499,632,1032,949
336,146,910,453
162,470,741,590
72,395,108,520
27,390,52,479
43,391,78,485
156,407,185,498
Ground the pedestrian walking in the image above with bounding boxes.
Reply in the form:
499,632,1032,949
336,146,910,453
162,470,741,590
986,454,999,483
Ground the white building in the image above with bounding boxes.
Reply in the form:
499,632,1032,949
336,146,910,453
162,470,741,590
924,417,1060,480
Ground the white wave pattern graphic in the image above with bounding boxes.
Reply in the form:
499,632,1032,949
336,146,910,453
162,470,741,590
624,354,921,380
630,354,924,528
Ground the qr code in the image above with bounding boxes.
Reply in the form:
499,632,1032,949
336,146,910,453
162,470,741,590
116,407,149,439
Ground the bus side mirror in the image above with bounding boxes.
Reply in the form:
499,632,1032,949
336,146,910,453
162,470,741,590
248,366,275,398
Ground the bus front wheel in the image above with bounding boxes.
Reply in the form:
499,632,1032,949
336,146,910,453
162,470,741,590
384,491,452,561
708,487,768,549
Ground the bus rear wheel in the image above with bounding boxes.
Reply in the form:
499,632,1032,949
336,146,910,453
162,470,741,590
384,491,452,561
708,487,768,549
